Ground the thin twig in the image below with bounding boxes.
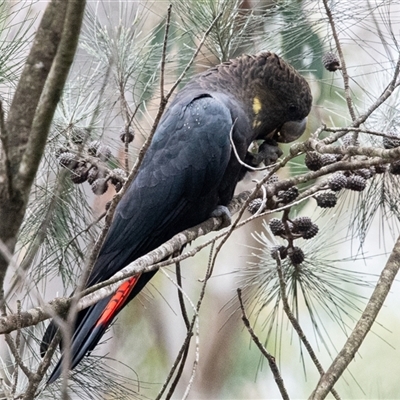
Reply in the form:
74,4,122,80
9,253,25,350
4,301,32,382
275,257,341,400
23,330,61,400
250,180,267,217
155,330,193,400
0,100,12,197
322,0,356,122
321,126,392,145
206,163,278,279
122,101,142,173
237,288,289,400
159,243,216,400
156,267,199,400
14,300,23,389
165,11,223,101
176,261,190,330
124,130,130,172
167,344,191,400
160,4,172,102
352,55,400,128
182,243,216,400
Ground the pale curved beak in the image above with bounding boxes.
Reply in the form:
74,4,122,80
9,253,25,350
274,117,307,143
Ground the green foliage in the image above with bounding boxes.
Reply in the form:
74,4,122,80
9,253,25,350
80,2,163,107
241,219,374,354
0,1,37,89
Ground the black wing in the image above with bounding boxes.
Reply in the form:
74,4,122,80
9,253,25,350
43,93,234,382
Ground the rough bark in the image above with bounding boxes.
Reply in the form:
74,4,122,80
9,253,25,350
0,0,85,301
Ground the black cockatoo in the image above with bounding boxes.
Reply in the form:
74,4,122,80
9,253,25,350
41,52,312,382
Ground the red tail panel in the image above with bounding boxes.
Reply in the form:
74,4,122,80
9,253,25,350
95,274,142,327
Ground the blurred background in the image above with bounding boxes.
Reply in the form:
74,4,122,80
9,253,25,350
1,0,400,398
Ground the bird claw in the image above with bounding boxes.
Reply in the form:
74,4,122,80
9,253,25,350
211,205,231,229
253,139,283,165
245,139,282,169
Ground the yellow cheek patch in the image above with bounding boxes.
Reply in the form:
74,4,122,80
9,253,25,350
252,97,262,128
252,97,262,115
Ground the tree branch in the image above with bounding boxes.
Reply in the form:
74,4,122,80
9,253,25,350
17,0,86,193
322,0,356,122
275,257,341,400
0,0,69,309
237,288,290,400
0,191,249,334
4,0,67,181
0,0,85,309
309,234,400,399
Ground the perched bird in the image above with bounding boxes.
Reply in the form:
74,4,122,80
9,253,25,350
41,52,312,382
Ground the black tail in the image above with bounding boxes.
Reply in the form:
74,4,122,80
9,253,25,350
41,270,157,383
